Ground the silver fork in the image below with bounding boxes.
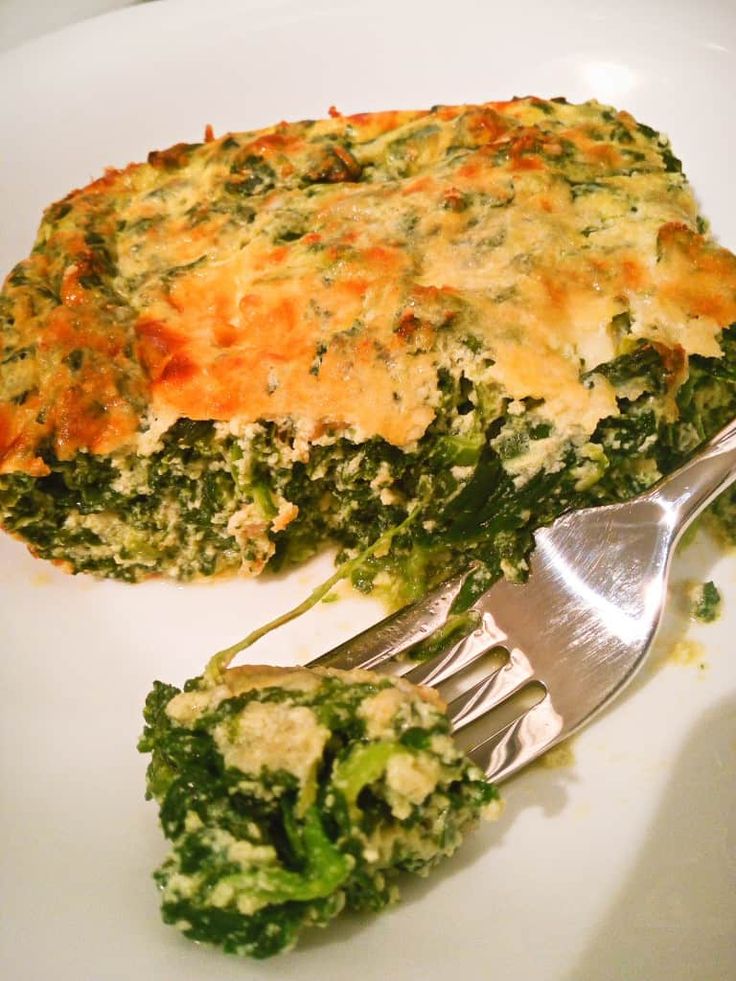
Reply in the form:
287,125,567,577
310,417,736,783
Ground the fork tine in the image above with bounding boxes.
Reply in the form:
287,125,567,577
401,612,508,688
306,417,736,782
464,692,564,782
443,647,535,731
309,570,471,674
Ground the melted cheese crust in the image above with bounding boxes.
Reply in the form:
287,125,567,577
2,98,736,475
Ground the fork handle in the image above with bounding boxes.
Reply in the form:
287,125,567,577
645,415,736,539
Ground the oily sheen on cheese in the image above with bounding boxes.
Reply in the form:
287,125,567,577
2,97,736,585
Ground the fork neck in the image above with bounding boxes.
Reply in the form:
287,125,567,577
644,416,736,541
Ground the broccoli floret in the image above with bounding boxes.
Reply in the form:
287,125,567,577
139,664,497,958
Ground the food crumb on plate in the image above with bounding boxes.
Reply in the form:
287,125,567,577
668,638,708,671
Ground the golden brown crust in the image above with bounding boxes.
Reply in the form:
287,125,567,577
2,98,736,476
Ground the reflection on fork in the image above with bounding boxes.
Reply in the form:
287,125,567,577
311,416,736,782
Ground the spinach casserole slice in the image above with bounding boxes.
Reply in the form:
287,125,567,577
1,97,736,602
139,663,498,958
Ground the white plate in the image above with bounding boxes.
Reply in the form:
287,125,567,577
1,2,735,978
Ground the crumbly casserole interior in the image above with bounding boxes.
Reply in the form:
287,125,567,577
139,663,497,957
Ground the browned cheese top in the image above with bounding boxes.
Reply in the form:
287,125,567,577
2,97,736,475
